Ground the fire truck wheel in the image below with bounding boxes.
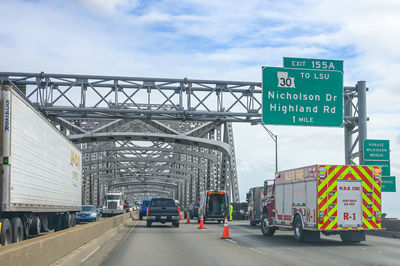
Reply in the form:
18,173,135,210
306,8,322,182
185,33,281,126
293,215,304,242
261,214,275,236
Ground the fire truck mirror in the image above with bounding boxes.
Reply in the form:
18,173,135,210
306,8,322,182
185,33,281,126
246,193,250,202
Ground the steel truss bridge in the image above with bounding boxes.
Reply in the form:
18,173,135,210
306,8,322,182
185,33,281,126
0,72,368,207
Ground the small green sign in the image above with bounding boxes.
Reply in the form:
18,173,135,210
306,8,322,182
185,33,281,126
364,139,390,161
364,160,390,176
262,67,343,127
283,57,344,73
381,176,396,192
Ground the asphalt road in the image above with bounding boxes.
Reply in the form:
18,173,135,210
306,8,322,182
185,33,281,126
98,220,400,266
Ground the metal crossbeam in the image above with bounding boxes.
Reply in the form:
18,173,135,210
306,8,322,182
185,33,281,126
1,72,262,122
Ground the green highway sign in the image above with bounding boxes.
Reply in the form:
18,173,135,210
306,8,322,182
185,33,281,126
381,176,396,192
283,57,344,73
262,67,343,127
364,139,390,161
364,160,390,176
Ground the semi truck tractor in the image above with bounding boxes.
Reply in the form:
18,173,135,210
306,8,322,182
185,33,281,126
0,83,82,246
260,165,382,242
102,192,125,217
246,186,264,226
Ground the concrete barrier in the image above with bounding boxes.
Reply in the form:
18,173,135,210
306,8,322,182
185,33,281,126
0,212,133,266
382,218,400,231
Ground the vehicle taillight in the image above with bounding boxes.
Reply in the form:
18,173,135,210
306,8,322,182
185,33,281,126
177,207,180,215
319,211,324,224
147,207,151,215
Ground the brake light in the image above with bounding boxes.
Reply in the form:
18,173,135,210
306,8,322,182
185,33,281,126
147,207,151,214
319,211,325,224
177,207,180,215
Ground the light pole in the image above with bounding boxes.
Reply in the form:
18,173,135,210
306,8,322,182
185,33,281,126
251,122,278,173
262,125,278,173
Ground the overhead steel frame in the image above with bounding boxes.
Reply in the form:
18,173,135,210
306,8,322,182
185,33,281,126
0,72,367,206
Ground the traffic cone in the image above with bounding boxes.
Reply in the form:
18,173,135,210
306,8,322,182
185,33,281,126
186,211,190,224
180,212,183,220
221,216,230,239
198,212,205,229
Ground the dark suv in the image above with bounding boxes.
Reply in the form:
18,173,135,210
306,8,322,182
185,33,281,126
146,198,180,228
185,202,199,219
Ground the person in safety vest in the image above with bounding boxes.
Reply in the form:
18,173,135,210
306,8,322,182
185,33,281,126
229,203,233,221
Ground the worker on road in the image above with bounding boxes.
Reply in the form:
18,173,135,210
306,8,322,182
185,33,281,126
229,203,233,221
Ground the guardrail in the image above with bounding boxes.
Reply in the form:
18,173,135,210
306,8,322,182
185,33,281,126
0,212,133,266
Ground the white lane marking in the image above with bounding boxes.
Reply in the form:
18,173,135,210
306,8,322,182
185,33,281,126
225,239,237,244
81,246,100,263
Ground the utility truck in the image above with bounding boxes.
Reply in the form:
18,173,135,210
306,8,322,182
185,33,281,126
198,190,229,223
0,83,82,246
260,165,382,242
102,192,125,217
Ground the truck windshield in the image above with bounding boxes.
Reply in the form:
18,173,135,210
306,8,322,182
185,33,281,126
107,195,121,200
150,199,176,207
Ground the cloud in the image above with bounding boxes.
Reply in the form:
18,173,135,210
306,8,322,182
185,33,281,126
70,0,137,14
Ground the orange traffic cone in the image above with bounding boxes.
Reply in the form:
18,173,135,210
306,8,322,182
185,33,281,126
198,212,205,229
186,211,190,224
180,212,183,220
221,216,230,239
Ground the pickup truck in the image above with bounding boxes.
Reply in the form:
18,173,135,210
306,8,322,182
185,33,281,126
146,198,180,228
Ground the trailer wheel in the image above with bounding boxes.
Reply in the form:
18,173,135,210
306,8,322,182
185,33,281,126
30,216,41,236
40,215,49,232
62,213,72,229
0,218,12,246
71,213,76,227
293,215,304,242
54,215,63,231
261,214,275,237
11,217,24,243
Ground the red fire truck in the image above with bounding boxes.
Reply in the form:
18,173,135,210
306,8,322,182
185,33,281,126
260,165,382,242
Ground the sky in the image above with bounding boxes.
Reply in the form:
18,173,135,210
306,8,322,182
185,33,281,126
1,0,399,217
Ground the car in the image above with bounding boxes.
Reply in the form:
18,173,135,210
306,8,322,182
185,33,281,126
146,198,180,228
184,202,199,219
139,200,150,220
76,205,100,223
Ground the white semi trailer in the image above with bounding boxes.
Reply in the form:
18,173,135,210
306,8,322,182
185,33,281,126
0,83,82,246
